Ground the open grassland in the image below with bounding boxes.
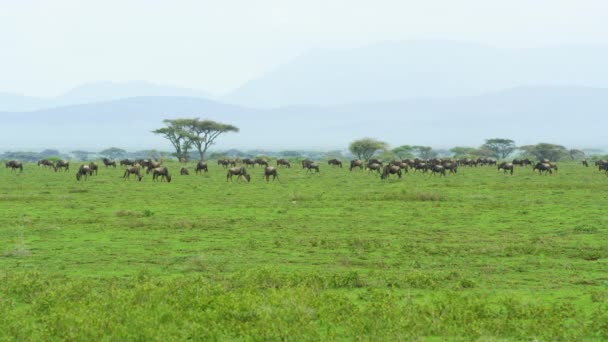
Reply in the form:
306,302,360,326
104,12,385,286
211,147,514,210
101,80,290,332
1,161,607,340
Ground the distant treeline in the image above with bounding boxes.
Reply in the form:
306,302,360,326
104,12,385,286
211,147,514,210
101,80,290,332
1,143,606,163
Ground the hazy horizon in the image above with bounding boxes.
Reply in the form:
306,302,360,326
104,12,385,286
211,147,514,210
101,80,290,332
3,1,608,96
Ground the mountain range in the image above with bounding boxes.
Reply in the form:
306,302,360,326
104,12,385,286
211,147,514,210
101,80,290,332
1,40,606,151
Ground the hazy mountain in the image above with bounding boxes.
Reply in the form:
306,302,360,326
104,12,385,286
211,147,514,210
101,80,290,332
225,40,608,107
0,81,214,112
1,86,605,151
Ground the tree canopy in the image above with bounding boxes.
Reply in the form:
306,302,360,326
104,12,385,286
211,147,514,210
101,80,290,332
348,138,388,161
100,147,126,160
481,138,516,159
518,143,568,161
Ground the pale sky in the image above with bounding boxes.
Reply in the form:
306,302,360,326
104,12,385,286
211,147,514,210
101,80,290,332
1,0,607,97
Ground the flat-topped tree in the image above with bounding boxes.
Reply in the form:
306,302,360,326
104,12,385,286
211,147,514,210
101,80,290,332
152,119,191,161
349,138,388,161
182,119,239,161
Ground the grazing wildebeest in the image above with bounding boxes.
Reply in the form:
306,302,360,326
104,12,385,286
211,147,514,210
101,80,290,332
277,159,291,168
146,161,162,174
6,160,23,173
301,159,314,169
76,165,93,181
180,167,189,175
304,162,320,173
54,160,70,172
89,162,99,175
533,162,553,175
242,158,256,168
380,165,402,180
414,163,429,173
497,162,514,175
430,165,446,176
350,159,364,171
102,158,116,168
255,158,269,167
218,159,231,168
152,167,171,182
444,162,457,174
38,159,55,168
599,162,608,174
195,161,208,174
367,163,382,174
227,167,250,182
582,160,589,167
120,159,135,167
368,158,383,166
328,159,342,168
263,166,279,182
123,166,143,181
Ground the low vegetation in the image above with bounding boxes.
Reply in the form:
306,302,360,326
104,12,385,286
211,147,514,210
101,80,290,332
1,160,607,339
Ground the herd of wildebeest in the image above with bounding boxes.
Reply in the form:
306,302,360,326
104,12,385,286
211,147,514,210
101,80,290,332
4,156,608,182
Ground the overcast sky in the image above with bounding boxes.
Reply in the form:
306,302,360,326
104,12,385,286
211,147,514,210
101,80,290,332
2,0,607,97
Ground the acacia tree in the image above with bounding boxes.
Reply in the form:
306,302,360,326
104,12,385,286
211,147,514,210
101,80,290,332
518,143,568,161
152,119,191,160
391,145,414,159
182,119,239,160
481,138,516,159
349,138,388,161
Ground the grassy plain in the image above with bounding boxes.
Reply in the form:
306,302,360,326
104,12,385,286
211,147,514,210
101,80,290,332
1,161,607,340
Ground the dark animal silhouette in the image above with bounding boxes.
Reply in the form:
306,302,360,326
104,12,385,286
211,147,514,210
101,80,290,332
350,159,364,171
381,165,402,180
430,165,446,176
582,160,589,167
277,159,291,168
301,159,314,169
227,167,250,182
6,160,23,173
38,159,55,168
304,163,320,173
123,166,143,181
146,161,162,174
255,158,269,167
497,162,514,175
242,158,256,167
533,163,553,175
54,160,70,172
180,167,189,175
195,161,208,174
76,165,93,181
367,163,382,174
120,159,135,167
152,167,171,182
328,159,342,168
263,166,279,182
103,158,116,168
88,162,99,175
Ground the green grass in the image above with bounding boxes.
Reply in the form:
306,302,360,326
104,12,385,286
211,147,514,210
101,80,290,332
1,161,607,340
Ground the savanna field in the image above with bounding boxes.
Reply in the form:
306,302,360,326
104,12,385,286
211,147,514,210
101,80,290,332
1,161,607,340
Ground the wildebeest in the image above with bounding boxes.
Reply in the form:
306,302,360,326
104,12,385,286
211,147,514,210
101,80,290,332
255,158,269,167
367,163,382,174
120,159,135,167
328,159,342,168
380,165,402,180
54,160,70,172
218,159,233,168
76,165,93,181
103,158,116,168
123,166,143,181
242,158,256,168
443,162,457,174
6,160,23,173
301,159,314,169
599,162,608,174
277,159,291,168
533,162,553,175
38,159,55,168
180,167,189,175
152,167,171,182
89,162,99,175
368,158,383,166
146,161,162,174
350,159,364,171
430,165,446,176
263,166,279,182
582,160,589,167
227,167,250,182
304,162,320,173
497,162,514,175
195,161,208,174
